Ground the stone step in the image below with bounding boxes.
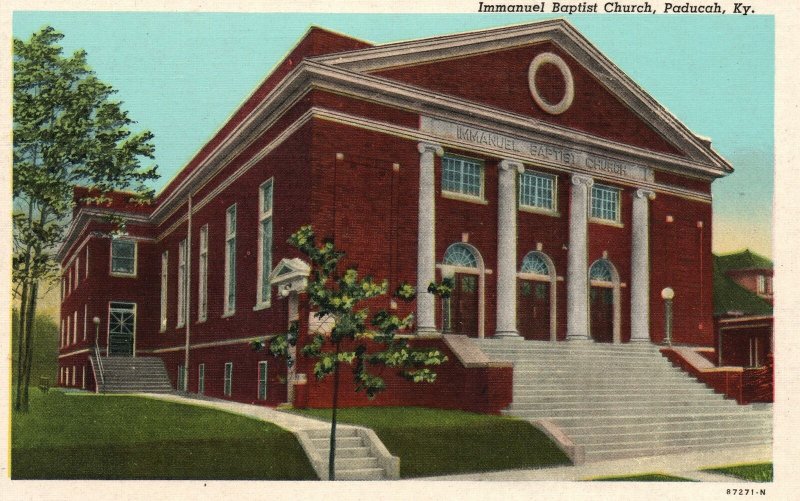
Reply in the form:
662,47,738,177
305,428,359,439
512,382,712,392
333,468,385,481
512,388,723,400
550,411,771,428
312,436,363,448
508,399,738,412
506,406,768,420
318,457,379,470
570,425,772,445
317,447,371,459
584,439,771,462
511,393,729,406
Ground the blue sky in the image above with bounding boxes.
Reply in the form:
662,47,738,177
12,12,774,256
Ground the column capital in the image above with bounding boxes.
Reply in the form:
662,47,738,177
634,188,656,201
499,159,525,174
571,173,594,187
418,142,444,156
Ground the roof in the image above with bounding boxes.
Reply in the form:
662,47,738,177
716,249,773,272
713,254,772,317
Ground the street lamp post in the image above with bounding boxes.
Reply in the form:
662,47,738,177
661,287,674,346
93,316,102,355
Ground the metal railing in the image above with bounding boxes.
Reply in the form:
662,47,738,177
94,335,105,387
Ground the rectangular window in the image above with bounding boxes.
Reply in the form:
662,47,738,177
177,239,187,328
442,155,483,198
66,367,70,386
591,184,621,223
198,363,205,395
198,225,208,322
160,251,168,332
61,319,65,347
82,366,86,389
110,239,137,275
61,277,64,301
66,315,70,346
224,205,237,315
257,180,274,308
519,170,556,212
258,361,268,400
83,304,87,340
67,271,71,295
75,257,80,288
73,311,78,344
223,362,233,397
72,365,76,386
85,246,89,279
177,365,186,391
757,275,766,294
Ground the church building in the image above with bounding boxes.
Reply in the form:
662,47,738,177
55,20,732,410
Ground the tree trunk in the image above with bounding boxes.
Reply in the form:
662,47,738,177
328,340,342,481
21,280,39,412
15,279,30,411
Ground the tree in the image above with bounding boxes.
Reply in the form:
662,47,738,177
12,26,158,411
256,226,448,480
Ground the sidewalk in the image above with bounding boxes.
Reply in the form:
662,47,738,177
413,444,772,481
139,392,330,432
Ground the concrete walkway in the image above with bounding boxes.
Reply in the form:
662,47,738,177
414,444,772,481
139,392,331,432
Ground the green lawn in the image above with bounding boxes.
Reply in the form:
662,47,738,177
12,389,316,479
291,406,571,478
704,463,773,482
592,473,695,482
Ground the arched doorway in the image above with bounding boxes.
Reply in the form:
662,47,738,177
517,251,557,341
589,259,621,344
441,243,483,337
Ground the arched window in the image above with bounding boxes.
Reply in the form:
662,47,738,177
589,260,613,282
443,244,478,268
521,252,550,276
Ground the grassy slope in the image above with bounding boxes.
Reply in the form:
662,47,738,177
704,463,773,482
293,407,570,478
12,390,316,479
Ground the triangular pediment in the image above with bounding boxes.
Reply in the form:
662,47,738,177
312,20,731,173
269,258,311,286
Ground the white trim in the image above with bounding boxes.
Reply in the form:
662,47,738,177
198,363,206,394
198,225,209,322
109,239,138,277
177,239,188,328
73,311,78,345
58,348,91,359
107,301,137,357
518,250,558,342
223,204,237,316
224,362,233,397
519,168,558,214
83,304,87,341
258,360,269,401
255,178,274,310
441,242,486,339
160,250,169,332
528,52,574,115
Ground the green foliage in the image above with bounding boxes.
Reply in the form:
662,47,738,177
428,277,454,299
12,26,159,411
292,407,571,478
704,463,773,482
12,391,316,479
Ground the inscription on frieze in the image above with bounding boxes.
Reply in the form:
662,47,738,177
421,116,652,182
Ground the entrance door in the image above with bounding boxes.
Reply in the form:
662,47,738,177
518,280,550,340
108,302,135,356
589,287,613,343
451,273,479,337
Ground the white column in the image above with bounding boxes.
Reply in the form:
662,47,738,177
416,142,443,336
630,188,656,342
567,174,593,341
496,159,524,338
286,292,299,404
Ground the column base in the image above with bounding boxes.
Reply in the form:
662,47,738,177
629,337,652,343
494,330,523,339
415,328,443,339
566,335,592,342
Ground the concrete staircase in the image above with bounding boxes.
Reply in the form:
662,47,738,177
476,339,773,463
91,356,173,394
300,426,398,480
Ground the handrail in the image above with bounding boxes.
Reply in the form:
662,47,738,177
94,336,105,386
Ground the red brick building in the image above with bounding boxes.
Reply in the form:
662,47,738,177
55,20,732,409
